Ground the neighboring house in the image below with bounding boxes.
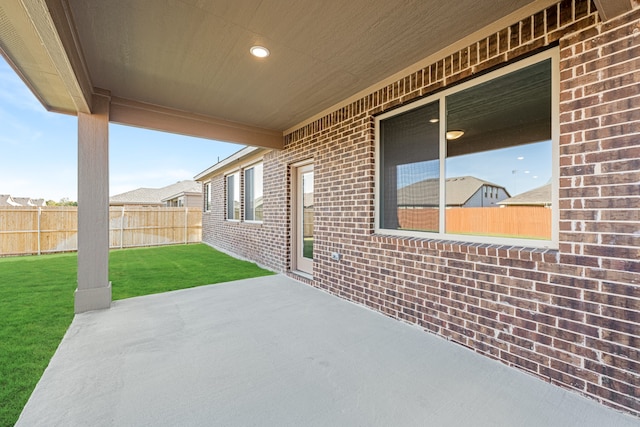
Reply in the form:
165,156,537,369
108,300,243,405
397,176,510,208
498,183,552,207
0,195,21,207
0,195,45,207
109,181,202,207
12,197,46,207
162,190,203,208
3,0,639,416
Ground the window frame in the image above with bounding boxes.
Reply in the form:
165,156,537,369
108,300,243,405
243,161,264,223
225,171,241,221
374,49,559,249
203,182,211,212
202,181,211,212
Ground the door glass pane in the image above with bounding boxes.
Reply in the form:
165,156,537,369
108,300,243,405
302,171,314,260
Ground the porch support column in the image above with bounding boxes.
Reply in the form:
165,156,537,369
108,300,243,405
75,93,111,313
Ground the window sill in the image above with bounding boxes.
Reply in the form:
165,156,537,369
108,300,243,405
371,233,559,263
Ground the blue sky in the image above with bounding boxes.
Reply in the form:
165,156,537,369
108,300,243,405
397,141,552,197
0,57,243,202
446,141,552,196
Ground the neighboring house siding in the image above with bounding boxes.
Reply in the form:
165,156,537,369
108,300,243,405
464,186,510,208
202,1,639,415
184,194,202,208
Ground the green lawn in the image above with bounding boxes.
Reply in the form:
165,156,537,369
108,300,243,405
0,244,273,427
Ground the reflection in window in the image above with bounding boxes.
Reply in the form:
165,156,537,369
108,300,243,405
226,172,240,220
302,170,314,260
244,163,263,221
445,59,551,239
377,53,554,242
380,101,440,232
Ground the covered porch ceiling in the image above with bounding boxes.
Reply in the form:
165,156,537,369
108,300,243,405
0,0,629,148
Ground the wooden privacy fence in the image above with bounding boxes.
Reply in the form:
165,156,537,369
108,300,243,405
398,206,551,239
0,206,202,256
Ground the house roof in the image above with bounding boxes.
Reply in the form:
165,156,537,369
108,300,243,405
397,176,507,207
498,183,551,206
0,195,21,207
12,197,33,206
194,147,267,181
110,181,202,206
0,195,45,207
0,0,567,149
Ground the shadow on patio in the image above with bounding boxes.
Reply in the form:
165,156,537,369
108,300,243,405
17,275,639,426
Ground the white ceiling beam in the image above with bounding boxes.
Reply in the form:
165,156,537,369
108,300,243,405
592,0,634,21
109,96,284,150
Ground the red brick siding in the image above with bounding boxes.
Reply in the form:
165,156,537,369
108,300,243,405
203,0,640,415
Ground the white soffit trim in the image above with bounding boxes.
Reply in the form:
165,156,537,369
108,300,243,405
284,0,560,135
194,146,266,181
110,96,283,150
0,0,91,114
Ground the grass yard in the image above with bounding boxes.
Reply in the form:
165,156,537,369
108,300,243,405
0,244,273,427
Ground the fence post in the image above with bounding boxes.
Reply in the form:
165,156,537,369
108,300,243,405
184,207,188,244
37,206,41,255
120,206,125,249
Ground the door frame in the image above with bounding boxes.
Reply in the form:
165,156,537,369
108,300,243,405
291,160,314,276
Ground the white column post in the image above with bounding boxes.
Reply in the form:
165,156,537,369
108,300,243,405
75,93,112,313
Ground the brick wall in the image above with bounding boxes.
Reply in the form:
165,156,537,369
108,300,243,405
203,0,640,415
202,155,289,271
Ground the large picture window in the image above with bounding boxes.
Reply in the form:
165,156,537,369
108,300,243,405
244,162,263,222
376,50,558,248
226,172,240,221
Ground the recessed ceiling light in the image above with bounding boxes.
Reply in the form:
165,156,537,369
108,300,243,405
429,118,439,123
250,46,270,58
446,130,464,140
517,156,524,160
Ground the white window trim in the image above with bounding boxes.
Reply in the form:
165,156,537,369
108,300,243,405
243,160,264,224
374,49,559,250
225,170,241,222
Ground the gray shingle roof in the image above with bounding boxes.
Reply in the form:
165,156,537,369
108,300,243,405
110,181,202,206
397,176,506,207
498,183,551,206
12,197,32,206
0,195,21,206
0,195,44,206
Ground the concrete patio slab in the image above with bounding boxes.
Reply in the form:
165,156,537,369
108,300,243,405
17,275,639,426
